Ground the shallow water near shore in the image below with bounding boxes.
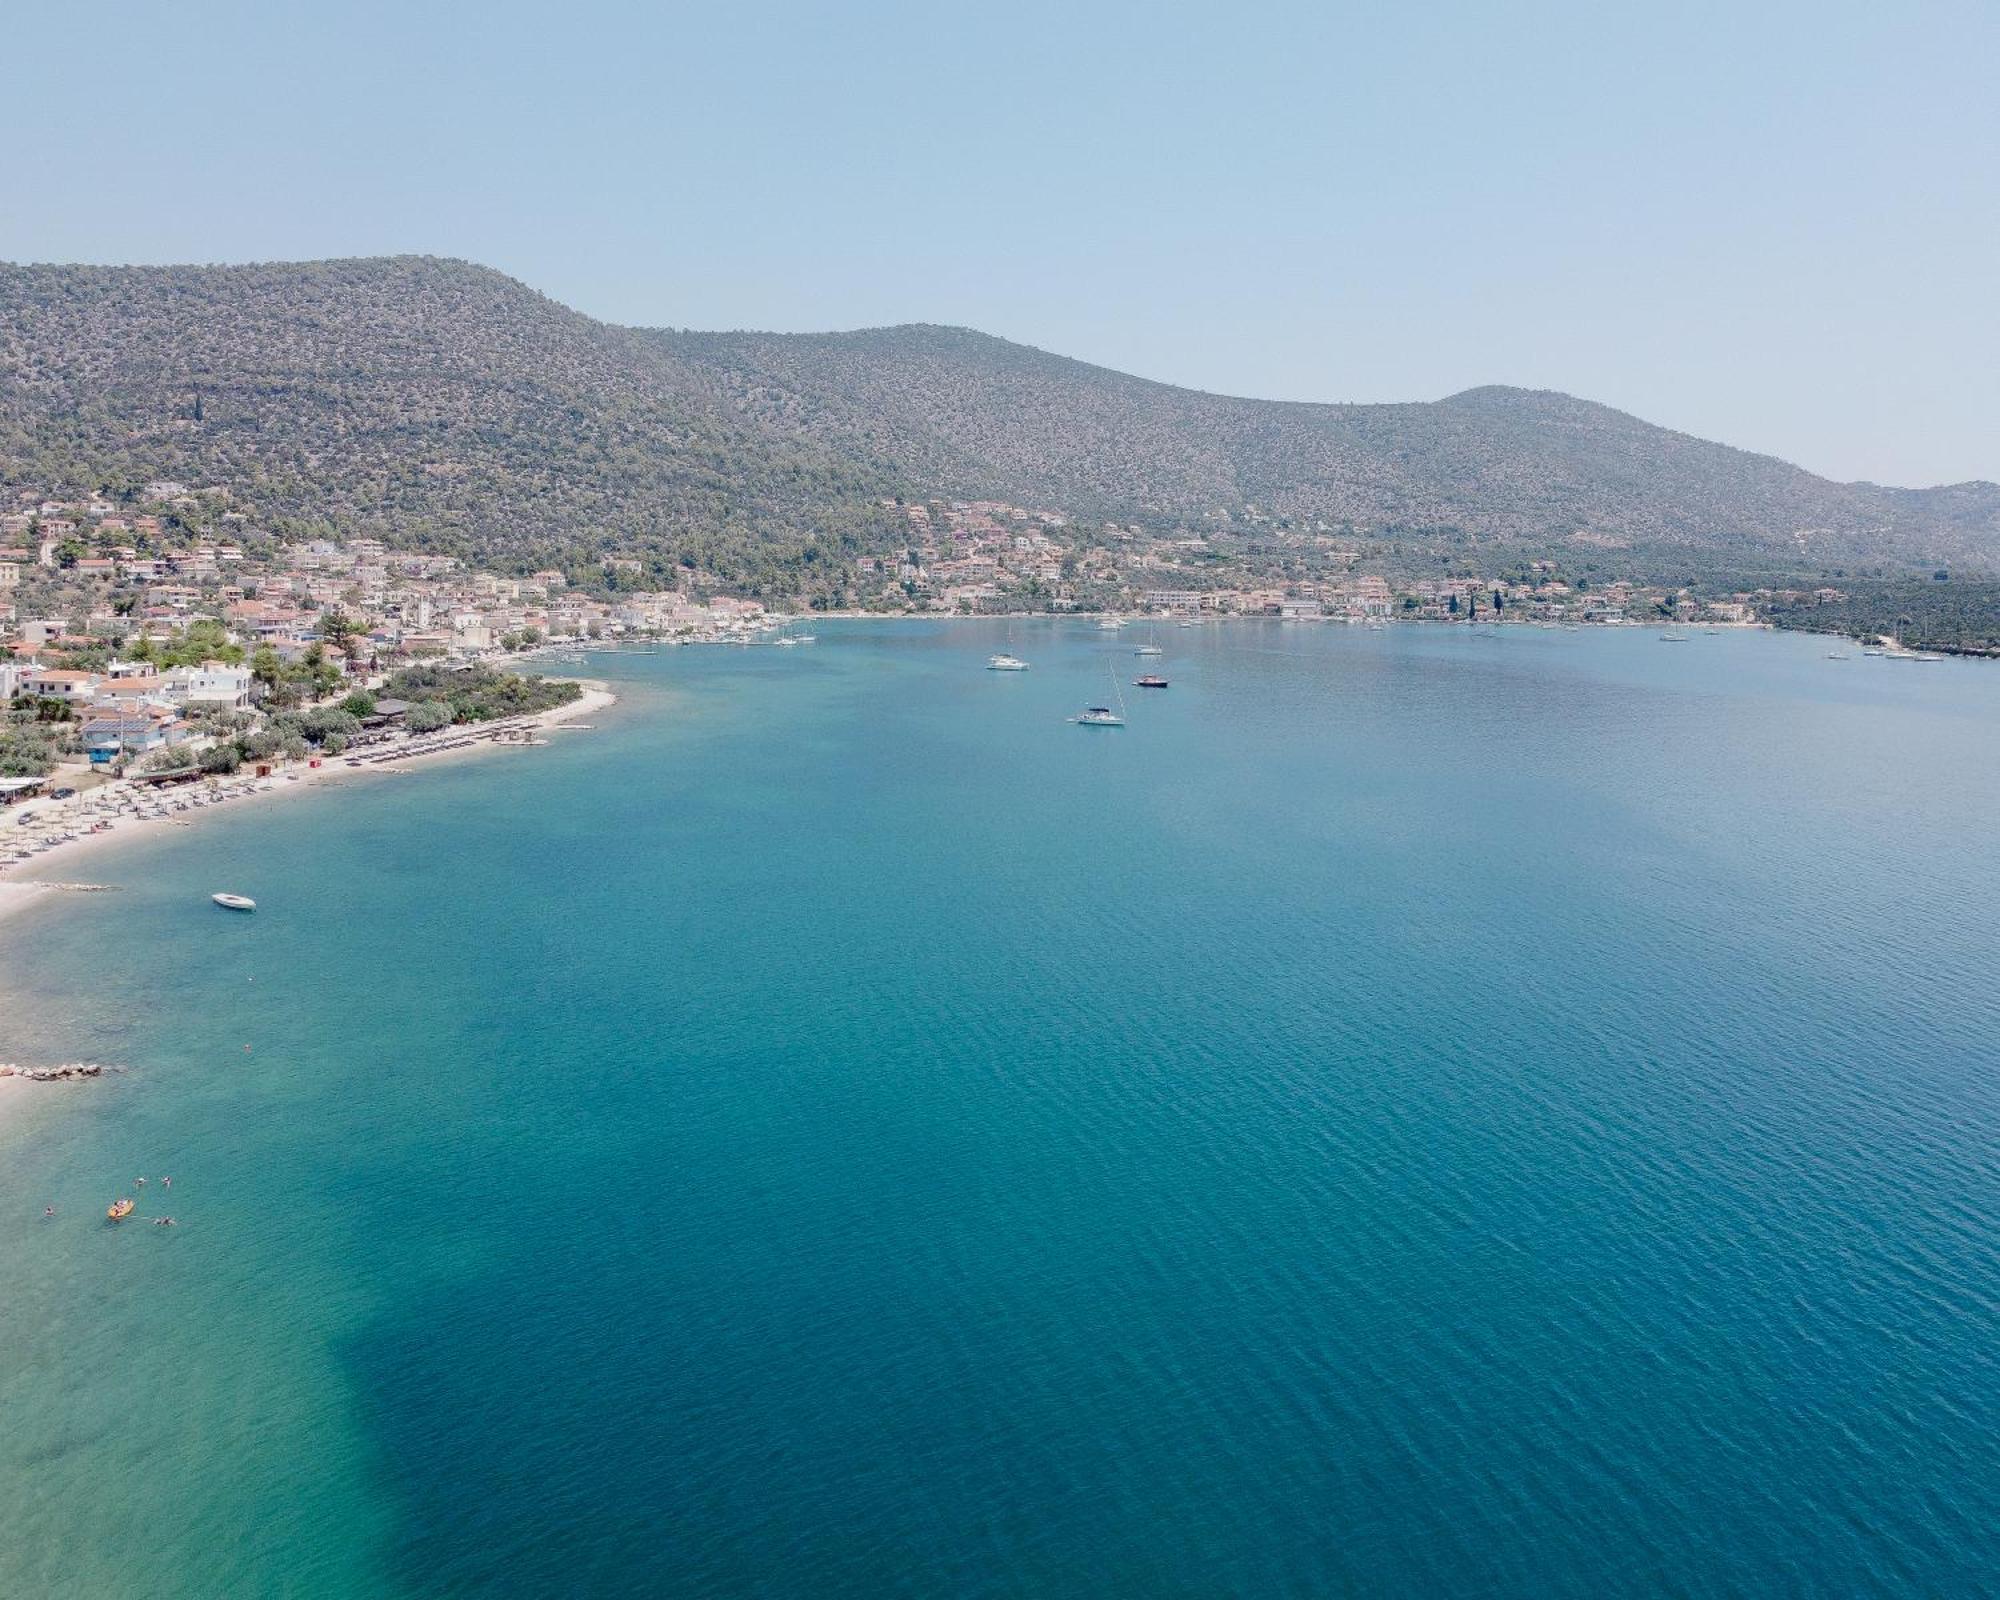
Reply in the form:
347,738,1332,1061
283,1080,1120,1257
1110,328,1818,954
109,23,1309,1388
3,621,1998,1597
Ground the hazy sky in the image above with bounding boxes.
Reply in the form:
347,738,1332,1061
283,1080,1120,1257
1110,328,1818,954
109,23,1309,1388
8,0,1996,486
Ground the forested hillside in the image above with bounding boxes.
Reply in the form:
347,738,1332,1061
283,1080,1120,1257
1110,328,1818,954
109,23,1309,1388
3,256,1994,580
663,324,2000,567
0,258,898,595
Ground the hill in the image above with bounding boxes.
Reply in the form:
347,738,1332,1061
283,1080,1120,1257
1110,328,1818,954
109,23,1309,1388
661,323,2000,568
0,257,898,594
2,256,1994,583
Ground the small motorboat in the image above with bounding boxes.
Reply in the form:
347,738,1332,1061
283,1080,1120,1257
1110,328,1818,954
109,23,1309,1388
107,1199,135,1221
1134,675,1169,688
211,893,257,912
986,654,1029,671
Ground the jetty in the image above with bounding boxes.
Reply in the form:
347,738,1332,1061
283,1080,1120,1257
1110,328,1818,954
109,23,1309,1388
0,1061,118,1082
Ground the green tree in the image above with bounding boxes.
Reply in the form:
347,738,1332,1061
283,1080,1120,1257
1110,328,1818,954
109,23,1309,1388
319,609,365,664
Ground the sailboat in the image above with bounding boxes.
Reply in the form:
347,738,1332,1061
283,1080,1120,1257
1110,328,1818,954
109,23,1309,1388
1074,664,1128,725
1134,624,1164,657
988,620,1029,670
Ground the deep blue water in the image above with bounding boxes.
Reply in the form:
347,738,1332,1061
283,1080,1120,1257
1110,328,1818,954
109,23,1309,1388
2,621,1997,1597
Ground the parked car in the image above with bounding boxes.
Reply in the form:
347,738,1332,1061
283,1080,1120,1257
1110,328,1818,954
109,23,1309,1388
51,787,77,799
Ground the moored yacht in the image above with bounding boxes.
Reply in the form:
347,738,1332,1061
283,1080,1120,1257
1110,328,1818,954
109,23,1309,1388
986,653,1029,671
1075,664,1128,724
211,893,256,912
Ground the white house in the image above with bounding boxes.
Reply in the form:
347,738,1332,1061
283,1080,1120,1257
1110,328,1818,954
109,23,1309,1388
166,661,254,710
19,668,103,704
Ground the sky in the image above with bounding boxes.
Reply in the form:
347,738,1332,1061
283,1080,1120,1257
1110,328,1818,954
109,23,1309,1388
6,0,1996,486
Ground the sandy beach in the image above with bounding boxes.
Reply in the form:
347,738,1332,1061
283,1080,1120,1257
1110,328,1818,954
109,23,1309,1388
0,681,614,905
0,681,614,1112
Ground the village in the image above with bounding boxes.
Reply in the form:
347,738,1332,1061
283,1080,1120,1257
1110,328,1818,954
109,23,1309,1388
861,497,1802,625
0,482,787,815
2,478,1844,835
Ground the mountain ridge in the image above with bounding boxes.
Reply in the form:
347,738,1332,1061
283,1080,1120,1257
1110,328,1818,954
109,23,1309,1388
2,255,1993,581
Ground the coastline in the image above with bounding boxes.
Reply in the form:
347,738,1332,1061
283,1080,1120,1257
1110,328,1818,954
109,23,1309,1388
0,680,614,1116
0,680,616,1120
0,680,614,894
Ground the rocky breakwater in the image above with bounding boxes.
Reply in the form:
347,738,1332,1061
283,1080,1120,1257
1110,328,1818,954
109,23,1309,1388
0,1061,120,1082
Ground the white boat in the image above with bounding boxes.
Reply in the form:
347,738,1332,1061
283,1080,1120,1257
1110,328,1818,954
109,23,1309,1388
1074,665,1128,725
986,654,1029,671
1134,644,1164,656
211,893,256,912
1097,617,1125,631
1659,633,1689,642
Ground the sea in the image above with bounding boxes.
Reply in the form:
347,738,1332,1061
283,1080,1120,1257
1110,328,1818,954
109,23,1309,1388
2,620,1997,1598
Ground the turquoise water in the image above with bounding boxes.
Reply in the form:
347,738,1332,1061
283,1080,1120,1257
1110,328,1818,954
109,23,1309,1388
3,621,1998,1596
